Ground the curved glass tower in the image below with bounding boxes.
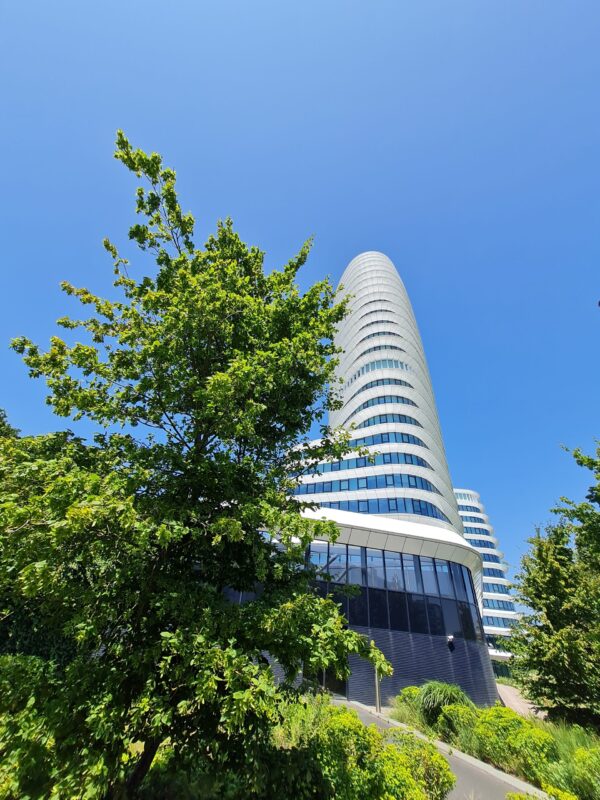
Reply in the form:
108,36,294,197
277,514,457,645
299,251,462,534
297,252,498,706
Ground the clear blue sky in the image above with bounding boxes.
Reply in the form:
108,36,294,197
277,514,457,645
1,1,598,577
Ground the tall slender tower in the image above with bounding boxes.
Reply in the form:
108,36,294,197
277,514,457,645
298,251,462,534
297,252,498,706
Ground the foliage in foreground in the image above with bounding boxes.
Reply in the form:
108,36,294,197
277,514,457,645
392,682,600,800
0,133,390,798
141,698,456,800
510,444,600,724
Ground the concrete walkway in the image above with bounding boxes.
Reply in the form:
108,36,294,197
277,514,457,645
497,682,545,720
334,698,547,800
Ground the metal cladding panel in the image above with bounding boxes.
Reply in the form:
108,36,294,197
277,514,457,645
347,626,498,707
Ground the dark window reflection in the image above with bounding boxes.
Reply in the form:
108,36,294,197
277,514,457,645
427,597,445,636
368,588,389,629
441,598,463,638
348,586,369,626
459,602,476,639
389,591,410,631
407,594,429,634
385,551,404,591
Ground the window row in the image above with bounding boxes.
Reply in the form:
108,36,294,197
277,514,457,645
354,344,405,364
356,413,422,430
320,497,450,522
457,504,481,513
455,491,478,502
483,567,507,579
347,377,414,402
463,526,493,536
352,430,427,449
480,554,502,564
343,394,417,424
346,359,412,388
460,515,487,524
309,544,476,602
296,472,440,496
358,331,404,345
358,308,395,322
355,299,392,312
483,598,516,611
482,615,515,628
317,583,483,641
306,451,432,475
483,582,512,595
465,538,497,550
358,318,399,331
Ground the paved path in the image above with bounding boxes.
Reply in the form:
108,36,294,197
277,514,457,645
334,699,546,800
497,682,545,720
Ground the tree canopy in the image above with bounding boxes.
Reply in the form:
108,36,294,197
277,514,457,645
511,444,600,723
0,133,389,798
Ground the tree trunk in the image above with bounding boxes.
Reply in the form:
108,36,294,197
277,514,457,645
123,737,161,798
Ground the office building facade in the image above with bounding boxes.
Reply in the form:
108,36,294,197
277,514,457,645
454,489,517,671
297,252,497,705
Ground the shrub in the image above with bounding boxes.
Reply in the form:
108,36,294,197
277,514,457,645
473,706,557,783
142,699,457,800
505,787,578,800
436,703,479,750
416,681,474,727
398,686,420,706
391,732,456,800
543,745,600,800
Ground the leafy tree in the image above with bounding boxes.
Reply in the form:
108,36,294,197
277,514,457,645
0,408,19,439
0,133,390,798
511,444,600,723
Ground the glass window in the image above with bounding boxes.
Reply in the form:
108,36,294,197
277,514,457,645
441,598,463,638
368,588,389,629
420,557,439,595
384,551,403,591
348,586,368,627
347,545,366,585
461,566,476,604
366,548,385,588
470,604,484,641
458,602,476,640
388,591,409,631
309,542,328,572
403,554,423,593
450,562,467,601
407,594,429,634
427,598,445,636
435,560,454,597
328,543,347,584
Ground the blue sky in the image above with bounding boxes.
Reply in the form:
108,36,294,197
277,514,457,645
1,1,598,576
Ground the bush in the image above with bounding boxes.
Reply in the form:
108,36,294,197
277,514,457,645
391,732,456,800
506,787,578,800
398,686,420,706
436,703,479,750
473,706,557,783
543,745,600,800
142,698,457,800
416,681,474,727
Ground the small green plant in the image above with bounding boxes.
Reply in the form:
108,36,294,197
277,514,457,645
416,681,474,727
436,703,479,750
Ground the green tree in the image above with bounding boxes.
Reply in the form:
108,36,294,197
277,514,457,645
0,133,390,799
511,444,600,723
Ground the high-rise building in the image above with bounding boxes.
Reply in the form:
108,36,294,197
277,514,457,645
297,252,497,705
454,489,517,671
